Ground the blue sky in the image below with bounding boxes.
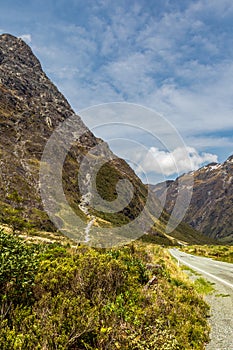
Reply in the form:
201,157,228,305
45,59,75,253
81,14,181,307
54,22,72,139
1,0,233,183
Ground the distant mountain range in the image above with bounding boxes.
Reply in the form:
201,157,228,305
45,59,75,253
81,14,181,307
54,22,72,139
0,33,211,246
151,156,233,244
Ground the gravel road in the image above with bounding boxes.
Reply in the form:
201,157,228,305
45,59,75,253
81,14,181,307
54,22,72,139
169,249,233,350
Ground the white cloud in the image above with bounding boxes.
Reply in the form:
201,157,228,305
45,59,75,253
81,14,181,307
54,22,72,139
62,2,233,144
19,34,32,43
137,146,218,176
9,0,232,167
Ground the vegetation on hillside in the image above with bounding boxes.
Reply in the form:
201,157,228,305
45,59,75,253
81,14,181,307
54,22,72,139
0,229,210,349
181,245,233,263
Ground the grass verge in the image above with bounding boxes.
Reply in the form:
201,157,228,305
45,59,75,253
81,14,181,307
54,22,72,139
181,245,233,263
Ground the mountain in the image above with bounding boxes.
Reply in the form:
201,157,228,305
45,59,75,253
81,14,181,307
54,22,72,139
0,33,213,246
151,156,233,244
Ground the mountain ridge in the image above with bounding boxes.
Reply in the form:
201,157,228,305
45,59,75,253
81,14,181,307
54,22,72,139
0,33,214,246
151,155,233,244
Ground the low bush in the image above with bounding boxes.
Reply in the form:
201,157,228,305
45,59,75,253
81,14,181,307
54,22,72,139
0,230,210,349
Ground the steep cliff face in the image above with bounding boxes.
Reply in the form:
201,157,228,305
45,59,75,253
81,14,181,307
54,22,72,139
151,156,233,243
0,33,97,230
0,33,211,245
0,34,149,233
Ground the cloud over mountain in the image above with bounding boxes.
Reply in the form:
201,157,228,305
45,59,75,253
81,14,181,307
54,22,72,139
137,147,218,176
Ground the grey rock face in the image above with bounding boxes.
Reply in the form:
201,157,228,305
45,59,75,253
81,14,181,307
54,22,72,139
152,157,233,243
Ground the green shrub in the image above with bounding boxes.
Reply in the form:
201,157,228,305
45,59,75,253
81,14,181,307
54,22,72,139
0,232,210,349
0,229,40,316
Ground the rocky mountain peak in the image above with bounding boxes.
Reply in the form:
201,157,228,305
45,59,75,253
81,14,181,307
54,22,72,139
225,154,233,163
0,34,102,234
0,34,211,246
0,33,75,129
152,155,233,243
0,33,42,71
0,35,151,243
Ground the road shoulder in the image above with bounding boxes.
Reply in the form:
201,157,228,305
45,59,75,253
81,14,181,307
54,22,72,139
169,249,233,350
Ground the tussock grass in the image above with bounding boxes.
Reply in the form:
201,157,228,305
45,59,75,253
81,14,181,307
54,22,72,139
193,278,215,295
181,245,233,263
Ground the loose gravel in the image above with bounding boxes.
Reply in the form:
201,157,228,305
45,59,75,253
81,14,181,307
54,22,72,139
205,280,233,350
